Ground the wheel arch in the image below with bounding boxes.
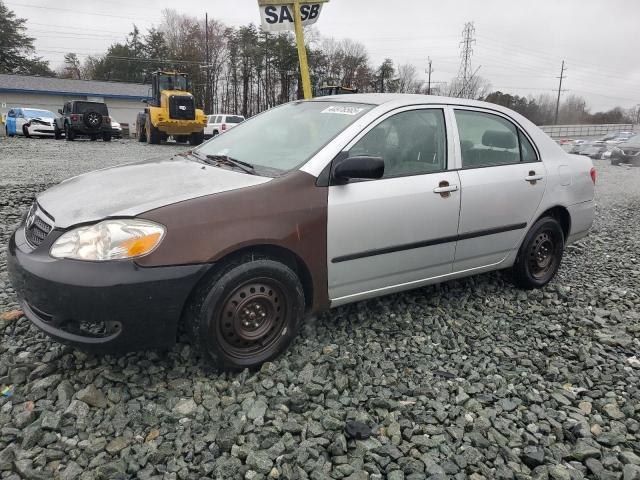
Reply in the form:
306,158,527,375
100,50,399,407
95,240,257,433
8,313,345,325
180,243,315,329
535,205,571,242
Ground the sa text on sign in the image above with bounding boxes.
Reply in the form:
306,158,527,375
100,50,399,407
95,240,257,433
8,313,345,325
259,3,324,32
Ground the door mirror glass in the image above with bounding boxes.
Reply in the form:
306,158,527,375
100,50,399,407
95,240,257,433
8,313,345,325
333,155,385,183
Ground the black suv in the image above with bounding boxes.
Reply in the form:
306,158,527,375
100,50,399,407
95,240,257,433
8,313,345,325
54,101,112,141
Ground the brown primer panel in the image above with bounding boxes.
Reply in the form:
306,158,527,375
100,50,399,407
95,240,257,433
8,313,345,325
137,170,329,312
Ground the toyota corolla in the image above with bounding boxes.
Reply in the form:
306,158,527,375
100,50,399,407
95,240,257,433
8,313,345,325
8,94,596,370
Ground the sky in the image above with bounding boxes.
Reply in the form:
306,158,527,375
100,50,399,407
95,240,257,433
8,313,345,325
7,0,640,112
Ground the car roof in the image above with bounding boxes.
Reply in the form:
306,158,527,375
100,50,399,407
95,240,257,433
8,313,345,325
308,93,523,114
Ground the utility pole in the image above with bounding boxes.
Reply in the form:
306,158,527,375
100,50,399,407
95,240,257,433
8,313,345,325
426,57,432,95
456,22,475,98
554,60,566,125
205,13,211,114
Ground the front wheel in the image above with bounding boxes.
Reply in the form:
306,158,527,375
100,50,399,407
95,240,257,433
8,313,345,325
102,133,112,142
512,217,564,289
187,255,305,371
64,124,75,141
22,125,31,138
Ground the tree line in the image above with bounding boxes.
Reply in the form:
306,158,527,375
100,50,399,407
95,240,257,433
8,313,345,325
1,1,637,125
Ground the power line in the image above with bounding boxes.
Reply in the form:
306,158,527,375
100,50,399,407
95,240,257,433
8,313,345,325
6,2,160,21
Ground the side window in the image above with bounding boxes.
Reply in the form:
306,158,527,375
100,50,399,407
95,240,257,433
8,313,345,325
455,110,521,168
519,130,538,163
348,109,447,178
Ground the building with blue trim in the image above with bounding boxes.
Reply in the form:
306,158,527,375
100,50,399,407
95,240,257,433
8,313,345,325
0,74,149,131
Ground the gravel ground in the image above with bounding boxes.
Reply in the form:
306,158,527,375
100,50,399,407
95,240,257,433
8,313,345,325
1,137,639,480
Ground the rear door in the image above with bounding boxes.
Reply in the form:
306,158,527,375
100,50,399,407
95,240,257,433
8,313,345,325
327,106,461,304
452,108,546,271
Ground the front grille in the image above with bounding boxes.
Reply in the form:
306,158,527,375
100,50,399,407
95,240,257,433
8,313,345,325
25,205,53,247
169,95,196,120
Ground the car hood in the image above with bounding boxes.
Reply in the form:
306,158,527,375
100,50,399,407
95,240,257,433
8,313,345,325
619,141,640,149
28,116,54,123
37,155,271,229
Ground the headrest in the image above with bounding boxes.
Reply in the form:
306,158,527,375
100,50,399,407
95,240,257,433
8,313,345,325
482,130,516,149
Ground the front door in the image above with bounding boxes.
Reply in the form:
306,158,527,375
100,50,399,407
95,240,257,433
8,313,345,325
6,109,16,135
452,108,547,271
327,106,461,304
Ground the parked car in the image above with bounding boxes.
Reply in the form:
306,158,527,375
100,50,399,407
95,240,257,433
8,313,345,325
111,119,122,139
594,131,634,145
610,134,640,166
204,114,245,138
8,94,595,370
54,101,112,141
580,144,608,159
4,108,56,137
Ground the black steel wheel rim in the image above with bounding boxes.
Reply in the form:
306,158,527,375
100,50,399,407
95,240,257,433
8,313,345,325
216,278,288,359
528,230,557,279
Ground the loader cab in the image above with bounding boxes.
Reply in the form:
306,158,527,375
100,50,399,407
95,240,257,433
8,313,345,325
149,72,190,107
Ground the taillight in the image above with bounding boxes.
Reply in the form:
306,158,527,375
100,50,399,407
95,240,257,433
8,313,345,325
104,116,110,123
590,167,596,184
222,123,227,131
71,114,78,121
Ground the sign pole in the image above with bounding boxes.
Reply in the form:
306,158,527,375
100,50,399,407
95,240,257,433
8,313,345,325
292,0,313,99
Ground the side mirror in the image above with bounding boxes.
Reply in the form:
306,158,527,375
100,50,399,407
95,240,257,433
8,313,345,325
333,155,384,183
58,109,62,114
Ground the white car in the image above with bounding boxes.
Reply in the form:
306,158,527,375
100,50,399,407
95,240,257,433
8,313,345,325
204,114,245,138
5,108,56,137
111,120,122,139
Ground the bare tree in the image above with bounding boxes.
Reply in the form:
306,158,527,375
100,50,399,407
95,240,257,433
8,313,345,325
396,63,422,93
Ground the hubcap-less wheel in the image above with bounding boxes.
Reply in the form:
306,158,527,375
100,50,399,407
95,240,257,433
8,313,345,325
528,231,556,279
218,278,288,360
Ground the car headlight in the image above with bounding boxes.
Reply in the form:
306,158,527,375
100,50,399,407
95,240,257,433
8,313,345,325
50,219,165,261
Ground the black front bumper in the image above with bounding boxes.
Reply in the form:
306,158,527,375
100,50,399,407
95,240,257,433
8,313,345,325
7,227,209,353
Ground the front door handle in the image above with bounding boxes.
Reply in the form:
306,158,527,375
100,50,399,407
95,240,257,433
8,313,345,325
525,171,544,184
433,180,459,198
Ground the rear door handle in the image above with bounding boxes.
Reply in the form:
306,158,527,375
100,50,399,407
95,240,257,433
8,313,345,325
433,181,459,197
525,171,543,184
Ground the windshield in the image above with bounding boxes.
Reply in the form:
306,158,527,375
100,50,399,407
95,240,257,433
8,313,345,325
195,101,373,174
75,102,108,115
158,74,188,92
23,109,54,118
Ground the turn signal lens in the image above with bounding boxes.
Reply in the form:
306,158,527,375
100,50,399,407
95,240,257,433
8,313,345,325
50,219,165,261
590,167,596,185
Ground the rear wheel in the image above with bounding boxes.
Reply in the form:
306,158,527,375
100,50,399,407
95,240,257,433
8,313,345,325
90,135,98,141
189,131,204,146
186,255,305,371
512,217,564,289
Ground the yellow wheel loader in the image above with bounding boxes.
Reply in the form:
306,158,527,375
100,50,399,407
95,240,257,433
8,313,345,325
136,71,207,145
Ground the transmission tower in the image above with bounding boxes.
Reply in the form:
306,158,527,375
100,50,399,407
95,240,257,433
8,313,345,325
456,22,476,98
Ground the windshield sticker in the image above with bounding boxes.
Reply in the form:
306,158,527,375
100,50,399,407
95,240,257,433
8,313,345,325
321,105,365,116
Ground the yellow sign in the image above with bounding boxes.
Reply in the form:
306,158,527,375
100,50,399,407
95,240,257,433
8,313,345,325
257,0,330,100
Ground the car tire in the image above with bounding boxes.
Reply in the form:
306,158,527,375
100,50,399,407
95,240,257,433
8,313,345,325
102,133,112,142
611,158,621,166
22,125,31,138
189,131,204,146
64,123,75,141
90,135,97,141
186,254,305,371
212,130,219,137
512,216,564,289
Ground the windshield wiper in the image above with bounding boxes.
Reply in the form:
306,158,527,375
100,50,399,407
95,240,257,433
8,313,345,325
205,154,256,175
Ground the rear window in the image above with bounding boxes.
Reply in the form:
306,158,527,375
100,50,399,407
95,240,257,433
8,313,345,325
74,102,108,115
226,115,244,124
